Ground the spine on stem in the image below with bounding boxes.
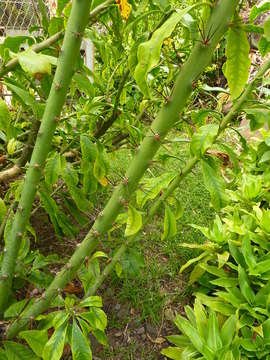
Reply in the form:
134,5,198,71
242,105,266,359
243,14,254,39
6,0,238,339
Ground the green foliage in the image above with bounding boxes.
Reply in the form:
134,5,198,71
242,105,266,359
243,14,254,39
134,6,194,97
224,22,251,100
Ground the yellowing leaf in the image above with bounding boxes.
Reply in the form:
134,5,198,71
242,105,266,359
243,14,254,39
7,138,17,155
224,23,251,99
14,49,56,77
162,205,176,240
125,205,142,237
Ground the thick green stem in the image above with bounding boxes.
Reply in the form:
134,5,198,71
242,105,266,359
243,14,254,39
0,0,92,314
87,52,270,299
6,0,238,338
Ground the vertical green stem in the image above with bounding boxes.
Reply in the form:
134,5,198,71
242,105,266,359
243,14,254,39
6,0,238,338
0,0,92,313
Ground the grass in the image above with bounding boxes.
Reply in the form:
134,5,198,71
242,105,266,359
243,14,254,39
95,138,214,358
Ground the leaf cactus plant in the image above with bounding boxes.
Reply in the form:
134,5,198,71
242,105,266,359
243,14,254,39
5,0,239,338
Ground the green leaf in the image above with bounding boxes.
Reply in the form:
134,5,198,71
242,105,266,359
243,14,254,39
43,321,68,360
71,319,92,360
134,7,193,97
3,341,39,360
201,158,227,211
92,329,108,346
224,23,251,99
0,198,7,224
190,124,219,157
15,49,56,76
4,299,28,319
259,150,270,164
160,347,185,359
79,308,107,331
0,99,11,135
125,205,142,237
4,81,43,119
73,73,94,97
162,205,177,240
57,0,71,15
195,293,235,316
80,296,102,308
62,163,92,213
19,330,48,357
264,16,270,41
194,299,208,340
45,153,61,185
246,108,270,131
220,315,236,346
136,172,175,208
258,36,270,56
174,316,203,352
250,3,270,22
210,278,238,288
238,265,255,305
207,311,222,351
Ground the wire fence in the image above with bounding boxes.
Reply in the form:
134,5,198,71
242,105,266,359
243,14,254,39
0,0,44,35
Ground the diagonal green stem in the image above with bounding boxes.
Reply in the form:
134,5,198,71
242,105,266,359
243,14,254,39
0,0,93,314
87,54,270,298
6,0,238,339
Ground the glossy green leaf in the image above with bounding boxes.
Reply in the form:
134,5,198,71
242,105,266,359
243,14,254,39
19,330,48,357
259,150,270,164
224,24,251,99
43,321,68,360
3,341,39,360
80,296,102,308
71,319,92,360
134,7,193,97
45,153,61,185
162,205,177,240
79,308,107,331
201,158,227,211
190,124,219,157
125,205,142,237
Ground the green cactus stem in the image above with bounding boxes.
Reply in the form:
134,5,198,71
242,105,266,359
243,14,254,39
86,55,270,298
0,0,93,313
6,0,238,338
